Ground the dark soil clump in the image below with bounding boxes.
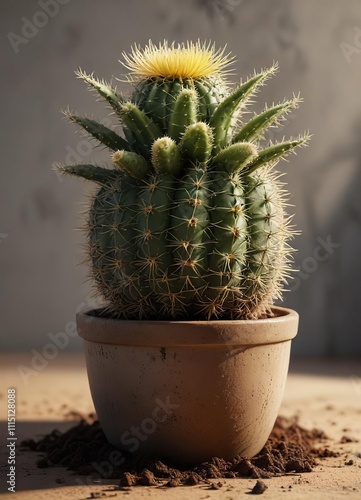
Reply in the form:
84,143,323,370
21,415,334,487
251,479,268,494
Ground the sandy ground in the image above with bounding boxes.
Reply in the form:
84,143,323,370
0,354,360,499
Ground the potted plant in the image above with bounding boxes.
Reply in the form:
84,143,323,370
59,41,308,465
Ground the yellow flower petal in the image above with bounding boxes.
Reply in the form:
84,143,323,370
121,40,234,80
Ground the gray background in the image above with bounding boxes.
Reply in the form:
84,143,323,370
1,0,361,356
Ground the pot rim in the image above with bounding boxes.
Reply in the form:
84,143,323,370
76,306,298,348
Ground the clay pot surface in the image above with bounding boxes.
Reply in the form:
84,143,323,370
77,306,298,464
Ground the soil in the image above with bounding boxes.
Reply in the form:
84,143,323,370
20,414,337,488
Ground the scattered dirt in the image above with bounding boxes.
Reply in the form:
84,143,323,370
21,415,337,487
340,435,358,443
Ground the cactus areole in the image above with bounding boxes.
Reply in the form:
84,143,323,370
61,41,309,321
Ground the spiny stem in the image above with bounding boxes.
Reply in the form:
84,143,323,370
243,134,311,175
58,164,119,184
210,63,278,152
112,150,150,179
151,137,182,176
75,68,123,113
232,95,302,143
179,122,213,164
64,110,131,152
213,142,258,174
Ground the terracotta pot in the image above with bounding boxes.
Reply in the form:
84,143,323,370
77,306,298,464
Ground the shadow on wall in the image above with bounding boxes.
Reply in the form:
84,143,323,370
317,117,361,356
197,0,361,357
289,117,361,357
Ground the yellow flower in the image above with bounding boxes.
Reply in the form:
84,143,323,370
121,40,234,81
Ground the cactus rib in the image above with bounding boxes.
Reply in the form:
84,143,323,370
119,102,162,158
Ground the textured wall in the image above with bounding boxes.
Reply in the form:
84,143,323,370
1,0,361,355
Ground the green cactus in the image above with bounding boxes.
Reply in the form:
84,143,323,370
60,41,309,320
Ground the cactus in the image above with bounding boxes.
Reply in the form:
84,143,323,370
60,41,309,320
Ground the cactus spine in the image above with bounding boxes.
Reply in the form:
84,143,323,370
60,41,309,320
